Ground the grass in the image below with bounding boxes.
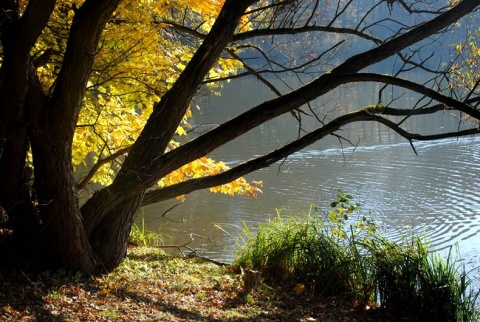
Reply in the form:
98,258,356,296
129,212,164,247
0,247,385,321
234,211,352,296
363,235,480,320
234,192,480,321
1,193,478,321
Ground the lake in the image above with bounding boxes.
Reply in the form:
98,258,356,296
143,78,480,275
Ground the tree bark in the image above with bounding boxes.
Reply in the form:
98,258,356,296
82,0,257,270
0,0,56,247
88,193,144,272
27,0,121,271
31,138,95,271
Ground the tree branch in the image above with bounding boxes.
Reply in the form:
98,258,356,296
76,146,132,190
163,19,383,45
334,0,480,75
141,107,480,206
49,0,122,138
139,0,480,180
17,0,56,53
83,0,480,219
348,73,480,119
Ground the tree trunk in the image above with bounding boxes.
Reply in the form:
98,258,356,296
25,0,122,272
0,19,40,249
89,194,144,272
83,0,256,270
30,127,95,271
0,60,31,232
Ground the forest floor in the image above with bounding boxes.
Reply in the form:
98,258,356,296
0,246,397,321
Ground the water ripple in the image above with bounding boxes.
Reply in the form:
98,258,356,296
290,136,480,257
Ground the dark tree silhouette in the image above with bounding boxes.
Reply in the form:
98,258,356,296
1,0,479,273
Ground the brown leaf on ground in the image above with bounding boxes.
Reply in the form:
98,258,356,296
0,247,392,321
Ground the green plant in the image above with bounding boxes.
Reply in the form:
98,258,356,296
419,245,480,321
327,190,377,239
363,236,426,312
362,234,480,321
235,207,353,297
129,212,163,247
344,226,377,306
234,191,480,320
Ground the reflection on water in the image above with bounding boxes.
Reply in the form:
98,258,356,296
143,79,480,276
145,137,480,265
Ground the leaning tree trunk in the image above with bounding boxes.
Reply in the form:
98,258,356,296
26,0,121,272
83,0,480,272
88,195,144,272
82,0,257,271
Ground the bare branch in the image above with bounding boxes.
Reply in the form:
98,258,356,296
232,25,382,44
349,73,480,119
76,146,131,190
83,0,480,218
225,48,282,96
141,107,480,206
162,12,382,45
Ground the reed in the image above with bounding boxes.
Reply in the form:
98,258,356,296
234,192,480,320
235,209,352,296
363,235,480,321
129,213,163,247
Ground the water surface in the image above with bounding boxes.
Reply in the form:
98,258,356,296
143,79,480,274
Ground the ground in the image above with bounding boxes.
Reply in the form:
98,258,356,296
0,247,396,321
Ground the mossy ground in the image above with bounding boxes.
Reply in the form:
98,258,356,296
0,247,390,321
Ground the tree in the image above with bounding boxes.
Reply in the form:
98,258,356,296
0,0,479,273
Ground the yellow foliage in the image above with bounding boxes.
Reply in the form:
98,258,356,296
159,157,263,199
31,0,258,199
450,27,480,102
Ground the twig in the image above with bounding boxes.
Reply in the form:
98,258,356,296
156,233,214,257
161,201,183,217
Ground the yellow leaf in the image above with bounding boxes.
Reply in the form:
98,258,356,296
293,283,305,294
176,126,187,136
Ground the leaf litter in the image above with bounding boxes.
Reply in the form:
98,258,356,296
0,247,388,321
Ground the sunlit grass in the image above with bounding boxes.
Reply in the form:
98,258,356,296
235,211,351,296
234,191,480,321
129,212,163,247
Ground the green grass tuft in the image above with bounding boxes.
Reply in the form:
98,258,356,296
129,212,163,247
234,191,480,321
